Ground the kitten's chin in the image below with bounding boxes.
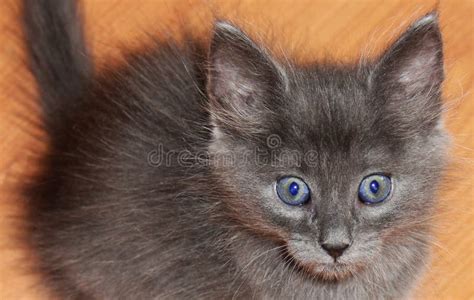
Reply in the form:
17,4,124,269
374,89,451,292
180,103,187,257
297,261,360,282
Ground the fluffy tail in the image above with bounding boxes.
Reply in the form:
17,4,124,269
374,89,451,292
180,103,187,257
22,0,92,132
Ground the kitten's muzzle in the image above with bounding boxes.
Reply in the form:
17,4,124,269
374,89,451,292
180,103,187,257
318,219,353,260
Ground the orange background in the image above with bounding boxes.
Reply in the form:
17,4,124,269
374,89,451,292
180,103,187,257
0,0,472,299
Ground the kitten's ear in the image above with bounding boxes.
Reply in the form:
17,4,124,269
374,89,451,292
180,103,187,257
371,12,444,136
207,21,285,137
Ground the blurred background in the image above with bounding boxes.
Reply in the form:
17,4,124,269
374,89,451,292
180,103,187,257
0,0,472,299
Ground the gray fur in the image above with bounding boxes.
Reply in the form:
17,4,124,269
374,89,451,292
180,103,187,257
22,1,449,299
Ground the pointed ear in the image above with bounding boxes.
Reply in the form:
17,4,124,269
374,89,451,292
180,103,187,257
207,21,285,137
371,13,444,136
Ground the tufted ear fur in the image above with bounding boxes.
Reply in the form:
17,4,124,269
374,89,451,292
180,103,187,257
207,21,286,138
371,12,444,138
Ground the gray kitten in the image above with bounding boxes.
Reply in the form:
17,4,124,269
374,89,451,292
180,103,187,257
23,0,449,299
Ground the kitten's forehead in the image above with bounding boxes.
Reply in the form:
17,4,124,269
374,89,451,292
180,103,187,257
277,66,376,151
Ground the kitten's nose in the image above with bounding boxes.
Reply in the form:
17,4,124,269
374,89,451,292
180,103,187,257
321,242,350,259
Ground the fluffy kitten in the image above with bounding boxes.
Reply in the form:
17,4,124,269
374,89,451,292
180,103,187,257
23,0,449,299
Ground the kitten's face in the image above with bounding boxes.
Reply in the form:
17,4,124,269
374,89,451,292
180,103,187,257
207,15,447,280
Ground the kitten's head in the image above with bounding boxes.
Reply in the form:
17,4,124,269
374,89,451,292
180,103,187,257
206,14,448,281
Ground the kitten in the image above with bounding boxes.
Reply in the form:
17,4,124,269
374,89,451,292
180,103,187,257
23,0,449,299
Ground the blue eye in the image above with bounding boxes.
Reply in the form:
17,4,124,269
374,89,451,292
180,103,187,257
276,177,310,206
358,174,392,204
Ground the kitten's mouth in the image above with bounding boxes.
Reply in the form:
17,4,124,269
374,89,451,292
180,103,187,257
281,246,361,282
300,261,358,281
